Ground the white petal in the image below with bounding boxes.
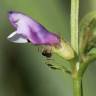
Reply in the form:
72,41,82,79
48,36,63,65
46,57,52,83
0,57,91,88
7,32,28,43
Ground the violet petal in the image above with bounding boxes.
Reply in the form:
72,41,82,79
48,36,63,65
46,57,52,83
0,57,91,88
8,11,60,45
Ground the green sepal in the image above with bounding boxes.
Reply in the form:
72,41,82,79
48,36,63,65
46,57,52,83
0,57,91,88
52,39,75,60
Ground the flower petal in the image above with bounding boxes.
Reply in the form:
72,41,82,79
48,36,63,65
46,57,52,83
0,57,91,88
8,11,60,45
7,32,28,43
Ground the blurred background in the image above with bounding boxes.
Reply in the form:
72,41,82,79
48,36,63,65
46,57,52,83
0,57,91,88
0,0,96,96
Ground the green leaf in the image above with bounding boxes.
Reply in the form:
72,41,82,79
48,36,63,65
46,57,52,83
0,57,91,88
79,12,96,55
88,48,96,55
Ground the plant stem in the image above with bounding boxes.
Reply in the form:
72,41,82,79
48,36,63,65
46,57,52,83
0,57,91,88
71,0,82,96
72,64,82,96
73,76,82,96
71,0,79,54
79,55,96,77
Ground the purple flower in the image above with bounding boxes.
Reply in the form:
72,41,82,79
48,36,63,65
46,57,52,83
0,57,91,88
7,11,60,45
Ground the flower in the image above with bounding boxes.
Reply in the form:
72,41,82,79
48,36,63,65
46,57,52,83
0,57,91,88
7,11,60,45
7,11,75,60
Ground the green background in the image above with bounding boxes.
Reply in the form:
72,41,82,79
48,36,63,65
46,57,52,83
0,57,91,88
0,0,96,96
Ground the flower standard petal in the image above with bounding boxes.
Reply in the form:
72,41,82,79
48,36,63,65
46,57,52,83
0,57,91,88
8,11,60,45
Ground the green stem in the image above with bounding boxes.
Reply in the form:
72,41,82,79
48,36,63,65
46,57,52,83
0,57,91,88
71,0,79,54
79,55,96,77
72,55,96,96
71,0,81,96
72,63,82,96
73,76,82,96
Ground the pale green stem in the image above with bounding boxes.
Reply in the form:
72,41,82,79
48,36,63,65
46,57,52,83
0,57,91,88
72,64,82,96
71,0,81,96
73,77,82,96
78,55,96,77
71,0,79,54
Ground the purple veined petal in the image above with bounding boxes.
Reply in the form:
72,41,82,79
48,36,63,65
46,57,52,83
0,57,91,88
28,30,60,45
8,11,60,45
